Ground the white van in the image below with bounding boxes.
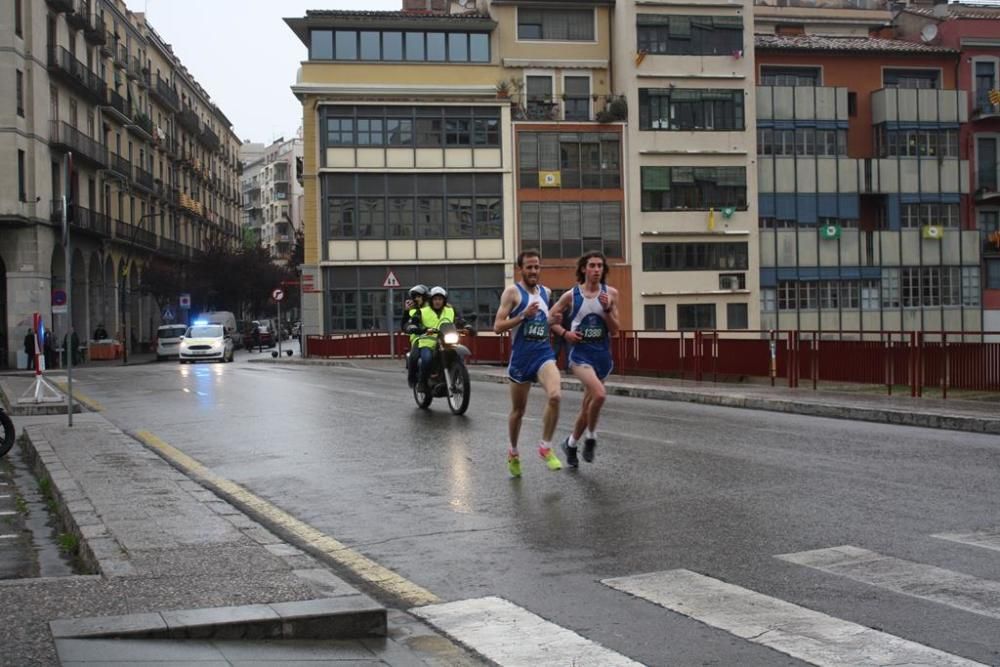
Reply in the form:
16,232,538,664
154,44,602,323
200,311,241,349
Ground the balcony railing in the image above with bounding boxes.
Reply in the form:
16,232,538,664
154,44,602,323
199,125,221,151
133,166,154,192
115,221,157,249
46,0,73,13
50,202,111,237
49,121,108,167
974,90,1000,119
177,107,200,134
127,54,143,81
47,46,106,104
104,88,133,121
110,153,132,179
130,112,153,137
118,45,129,68
983,233,1000,256
151,74,180,111
101,31,115,56
158,237,187,258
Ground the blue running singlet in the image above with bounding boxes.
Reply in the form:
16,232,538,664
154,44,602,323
506,283,556,384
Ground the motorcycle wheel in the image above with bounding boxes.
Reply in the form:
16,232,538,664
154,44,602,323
0,410,15,459
413,382,432,410
447,363,471,415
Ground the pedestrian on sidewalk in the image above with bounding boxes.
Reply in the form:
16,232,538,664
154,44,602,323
548,250,620,468
23,328,35,370
493,249,562,477
252,326,261,353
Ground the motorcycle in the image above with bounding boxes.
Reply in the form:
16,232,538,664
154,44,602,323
0,405,14,459
412,321,472,415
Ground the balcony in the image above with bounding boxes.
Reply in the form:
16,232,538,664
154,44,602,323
50,202,111,237
871,88,968,125
757,85,848,121
84,19,104,46
100,31,115,56
158,237,187,258
198,125,221,152
177,107,200,135
983,231,1000,257
103,88,133,124
973,90,1000,121
109,153,132,180
754,0,888,8
151,74,180,111
45,0,73,12
133,165,154,193
66,2,88,29
116,220,157,249
47,46,106,104
117,45,129,70
128,111,154,140
49,121,108,168
126,54,143,82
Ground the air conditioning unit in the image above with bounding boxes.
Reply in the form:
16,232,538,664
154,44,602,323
720,275,742,291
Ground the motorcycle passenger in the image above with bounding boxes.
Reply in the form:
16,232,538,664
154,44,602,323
408,286,465,393
402,284,429,388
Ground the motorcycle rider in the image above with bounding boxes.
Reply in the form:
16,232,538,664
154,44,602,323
402,284,429,388
407,286,466,394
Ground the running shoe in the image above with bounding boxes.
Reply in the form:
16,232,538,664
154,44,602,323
507,449,522,478
561,437,579,468
582,437,597,463
539,446,562,471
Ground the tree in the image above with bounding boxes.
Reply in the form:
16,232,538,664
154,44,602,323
140,258,187,315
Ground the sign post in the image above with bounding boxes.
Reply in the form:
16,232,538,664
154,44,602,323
272,288,285,357
383,270,400,358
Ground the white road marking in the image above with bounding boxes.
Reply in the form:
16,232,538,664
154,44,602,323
777,545,1000,620
0,495,10,500
603,569,983,667
0,511,16,517
0,534,18,540
412,596,642,667
934,531,1000,554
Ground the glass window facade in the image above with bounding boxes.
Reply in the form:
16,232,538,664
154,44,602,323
636,14,742,56
518,8,594,41
310,29,490,62
518,132,621,189
323,106,500,149
642,242,748,271
520,201,622,259
641,166,747,211
639,89,744,131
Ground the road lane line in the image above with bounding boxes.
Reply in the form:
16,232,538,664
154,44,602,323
603,569,983,667
0,511,16,517
777,545,1000,619
52,381,104,412
933,531,1000,554
134,430,441,607
412,596,642,667
0,534,18,540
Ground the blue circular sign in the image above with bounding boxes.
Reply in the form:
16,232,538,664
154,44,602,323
52,289,67,306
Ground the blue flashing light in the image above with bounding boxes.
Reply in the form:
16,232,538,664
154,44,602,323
192,319,208,326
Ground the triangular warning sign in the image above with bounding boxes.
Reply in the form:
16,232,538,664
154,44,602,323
383,270,401,288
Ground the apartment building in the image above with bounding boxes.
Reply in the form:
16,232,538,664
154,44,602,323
247,135,303,266
614,0,760,332
239,140,266,247
753,0,981,334
0,0,241,368
287,1,513,336
894,2,1000,331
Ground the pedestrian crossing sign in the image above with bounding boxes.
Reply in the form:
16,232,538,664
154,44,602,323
820,223,841,240
922,224,944,240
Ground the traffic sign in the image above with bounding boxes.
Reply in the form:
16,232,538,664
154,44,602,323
162,307,175,322
51,289,67,307
383,270,400,288
272,288,285,301
179,293,191,309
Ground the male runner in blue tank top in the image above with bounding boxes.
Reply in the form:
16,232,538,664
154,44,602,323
493,249,563,477
549,250,620,467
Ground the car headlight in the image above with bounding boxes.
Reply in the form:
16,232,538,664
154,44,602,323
443,331,460,345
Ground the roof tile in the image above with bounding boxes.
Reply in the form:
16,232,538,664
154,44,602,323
755,34,958,54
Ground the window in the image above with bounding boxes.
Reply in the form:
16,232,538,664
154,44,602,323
327,117,353,145
974,61,997,113
15,0,21,38
761,288,777,313
639,89,744,131
520,201,622,258
644,304,666,330
900,203,960,229
17,149,26,202
977,137,998,193
798,282,817,310
760,67,820,86
777,281,796,310
848,92,858,117
325,173,501,241
518,8,594,41
877,128,959,158
678,304,716,330
902,267,921,307
637,14,742,56
564,76,591,121
726,303,748,330
987,259,1000,290
883,68,939,90
642,242,748,271
311,29,489,62
525,75,555,121
861,280,880,310
519,132,620,189
16,70,24,117
641,166,747,211
324,107,500,149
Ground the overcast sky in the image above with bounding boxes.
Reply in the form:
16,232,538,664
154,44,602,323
140,0,402,145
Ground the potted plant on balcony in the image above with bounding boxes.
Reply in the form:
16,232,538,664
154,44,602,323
496,79,511,99
596,95,628,123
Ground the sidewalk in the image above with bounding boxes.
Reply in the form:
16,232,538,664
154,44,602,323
251,356,1000,435
0,374,484,667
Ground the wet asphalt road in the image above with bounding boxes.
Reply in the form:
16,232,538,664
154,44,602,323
66,351,1000,666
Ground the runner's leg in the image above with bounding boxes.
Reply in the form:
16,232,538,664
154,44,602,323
536,361,561,443
507,380,531,451
572,364,606,433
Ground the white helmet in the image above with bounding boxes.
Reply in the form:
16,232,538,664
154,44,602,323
429,286,447,299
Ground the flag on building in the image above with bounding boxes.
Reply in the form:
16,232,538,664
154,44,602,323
708,208,716,231
990,89,1000,107
922,224,944,240
538,171,561,188
820,223,841,240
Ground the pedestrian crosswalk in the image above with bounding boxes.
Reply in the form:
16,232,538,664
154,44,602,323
411,534,1000,667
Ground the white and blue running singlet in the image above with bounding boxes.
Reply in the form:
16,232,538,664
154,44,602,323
567,283,613,380
506,283,556,384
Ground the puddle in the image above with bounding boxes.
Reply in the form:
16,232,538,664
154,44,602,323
6,444,78,578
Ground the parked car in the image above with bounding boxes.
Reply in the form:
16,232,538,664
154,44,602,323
178,323,234,363
155,324,188,361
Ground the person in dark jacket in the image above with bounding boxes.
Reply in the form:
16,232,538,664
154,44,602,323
23,329,35,370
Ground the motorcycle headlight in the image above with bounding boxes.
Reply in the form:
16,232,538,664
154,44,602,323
443,331,460,345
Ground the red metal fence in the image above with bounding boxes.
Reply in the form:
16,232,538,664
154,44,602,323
305,330,1000,397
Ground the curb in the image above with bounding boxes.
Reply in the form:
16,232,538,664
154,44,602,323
249,357,1000,435
50,596,386,641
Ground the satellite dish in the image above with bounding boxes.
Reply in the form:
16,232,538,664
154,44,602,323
920,24,939,43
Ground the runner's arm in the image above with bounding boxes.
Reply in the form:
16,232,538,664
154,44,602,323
548,291,581,343
493,285,523,335
604,286,621,335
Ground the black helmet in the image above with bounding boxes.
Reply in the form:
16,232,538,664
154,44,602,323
409,284,429,298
